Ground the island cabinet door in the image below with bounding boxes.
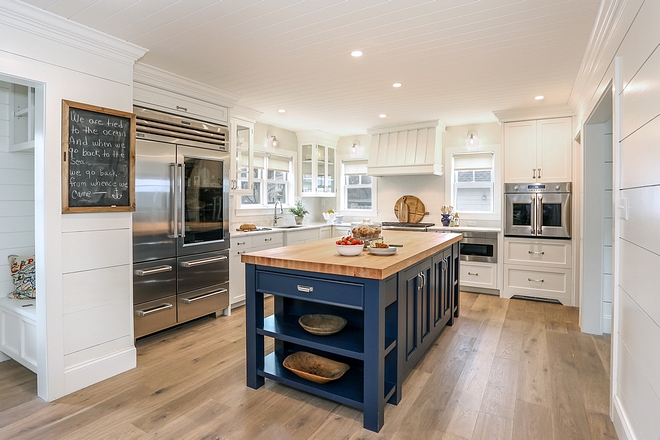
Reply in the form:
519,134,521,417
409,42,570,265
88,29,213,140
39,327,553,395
432,248,453,330
401,258,432,376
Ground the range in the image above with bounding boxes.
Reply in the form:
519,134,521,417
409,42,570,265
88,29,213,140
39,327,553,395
381,222,435,231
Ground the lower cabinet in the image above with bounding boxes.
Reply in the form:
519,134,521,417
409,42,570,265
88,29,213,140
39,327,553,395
501,237,572,305
0,297,37,373
460,262,498,290
229,232,284,308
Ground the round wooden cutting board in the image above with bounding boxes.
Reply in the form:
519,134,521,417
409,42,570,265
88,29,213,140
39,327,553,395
394,195,428,223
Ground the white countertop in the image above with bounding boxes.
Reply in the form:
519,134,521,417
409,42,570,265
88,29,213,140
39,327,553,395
428,226,501,233
232,222,339,237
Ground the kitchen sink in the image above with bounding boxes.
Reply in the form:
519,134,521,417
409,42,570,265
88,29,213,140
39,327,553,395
272,225,305,229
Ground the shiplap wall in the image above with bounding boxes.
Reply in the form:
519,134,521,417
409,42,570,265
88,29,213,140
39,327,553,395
0,81,35,297
614,0,660,437
602,127,613,333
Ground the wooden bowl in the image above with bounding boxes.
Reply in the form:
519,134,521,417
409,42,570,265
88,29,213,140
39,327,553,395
298,314,347,335
283,351,349,384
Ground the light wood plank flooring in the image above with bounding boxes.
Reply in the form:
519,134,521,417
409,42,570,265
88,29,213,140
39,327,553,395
0,292,617,439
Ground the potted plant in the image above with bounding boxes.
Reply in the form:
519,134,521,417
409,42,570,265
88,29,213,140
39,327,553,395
289,199,309,225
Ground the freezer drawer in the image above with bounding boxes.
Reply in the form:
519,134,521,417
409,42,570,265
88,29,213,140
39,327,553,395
177,283,229,322
133,258,177,304
134,295,177,339
178,250,229,294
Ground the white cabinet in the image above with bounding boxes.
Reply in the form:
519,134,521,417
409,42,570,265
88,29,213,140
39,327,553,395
0,297,37,373
230,118,254,195
501,237,572,305
297,130,339,197
333,225,351,237
504,118,572,183
460,262,498,290
6,83,35,152
319,226,332,240
283,228,320,246
229,232,284,308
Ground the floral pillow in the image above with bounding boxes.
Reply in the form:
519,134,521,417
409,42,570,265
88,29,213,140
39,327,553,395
7,255,36,299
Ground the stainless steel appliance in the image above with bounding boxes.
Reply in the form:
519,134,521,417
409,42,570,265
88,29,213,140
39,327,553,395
504,182,571,239
132,107,230,339
381,222,435,231
459,231,498,263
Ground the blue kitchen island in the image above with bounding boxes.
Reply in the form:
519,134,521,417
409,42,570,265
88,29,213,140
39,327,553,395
243,231,461,432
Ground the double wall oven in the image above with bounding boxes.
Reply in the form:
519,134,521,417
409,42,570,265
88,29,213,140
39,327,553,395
132,107,230,339
504,182,571,239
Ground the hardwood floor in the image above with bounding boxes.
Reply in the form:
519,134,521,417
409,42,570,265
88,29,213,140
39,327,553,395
0,292,617,439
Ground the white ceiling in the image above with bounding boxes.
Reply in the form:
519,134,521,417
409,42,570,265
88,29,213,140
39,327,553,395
22,0,602,136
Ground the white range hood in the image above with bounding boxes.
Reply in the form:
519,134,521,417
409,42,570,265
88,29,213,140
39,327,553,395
367,120,444,176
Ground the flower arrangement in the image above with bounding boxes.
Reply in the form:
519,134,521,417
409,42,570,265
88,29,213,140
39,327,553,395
289,198,309,217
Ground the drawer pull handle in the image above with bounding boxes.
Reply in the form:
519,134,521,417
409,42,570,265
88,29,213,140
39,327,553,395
237,241,246,245
182,289,227,304
134,265,173,276
181,255,227,267
265,238,272,242
528,251,545,255
528,278,545,282
468,272,478,276
297,285,314,293
176,105,188,112
135,303,173,317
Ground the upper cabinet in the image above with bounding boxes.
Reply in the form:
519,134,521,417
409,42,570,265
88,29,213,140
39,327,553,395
230,118,254,195
5,83,36,152
297,130,339,197
504,117,572,183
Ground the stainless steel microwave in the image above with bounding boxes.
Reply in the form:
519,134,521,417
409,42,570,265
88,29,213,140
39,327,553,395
504,182,571,239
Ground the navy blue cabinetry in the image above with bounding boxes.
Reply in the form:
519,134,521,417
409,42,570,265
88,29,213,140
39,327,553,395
244,236,460,432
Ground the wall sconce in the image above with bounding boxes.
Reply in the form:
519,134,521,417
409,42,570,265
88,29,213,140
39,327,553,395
466,130,481,147
270,136,279,148
350,140,362,157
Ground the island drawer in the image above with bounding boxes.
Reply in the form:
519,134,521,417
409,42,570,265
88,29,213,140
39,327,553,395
255,270,363,309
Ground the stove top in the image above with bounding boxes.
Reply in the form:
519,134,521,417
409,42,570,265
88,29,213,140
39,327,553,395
382,222,435,227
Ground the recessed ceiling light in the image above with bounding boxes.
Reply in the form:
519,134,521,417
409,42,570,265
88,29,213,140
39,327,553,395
278,109,286,113
351,50,363,57
535,95,544,100
393,83,402,88
379,114,387,118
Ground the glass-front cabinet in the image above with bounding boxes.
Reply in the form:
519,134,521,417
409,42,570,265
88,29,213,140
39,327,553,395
297,130,338,197
230,117,254,195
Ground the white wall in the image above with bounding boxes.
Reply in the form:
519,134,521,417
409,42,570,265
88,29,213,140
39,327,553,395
573,0,660,437
0,2,146,400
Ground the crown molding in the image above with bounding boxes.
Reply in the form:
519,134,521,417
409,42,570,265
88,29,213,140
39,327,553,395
366,120,444,135
295,129,341,144
493,105,574,123
134,63,240,109
0,1,147,63
231,104,263,122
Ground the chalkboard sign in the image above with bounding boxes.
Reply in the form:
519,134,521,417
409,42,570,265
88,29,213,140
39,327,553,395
62,100,136,213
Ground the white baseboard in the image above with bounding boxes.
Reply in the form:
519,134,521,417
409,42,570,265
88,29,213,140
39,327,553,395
0,351,9,362
612,393,636,440
603,315,612,334
64,346,136,396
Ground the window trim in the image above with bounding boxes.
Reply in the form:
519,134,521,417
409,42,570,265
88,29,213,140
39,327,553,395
236,149,297,213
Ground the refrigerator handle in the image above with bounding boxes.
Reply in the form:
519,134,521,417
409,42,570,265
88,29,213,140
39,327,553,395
177,163,186,239
531,195,536,235
537,194,543,235
171,163,179,238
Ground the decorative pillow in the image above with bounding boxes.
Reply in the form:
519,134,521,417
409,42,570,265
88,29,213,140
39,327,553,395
7,255,36,299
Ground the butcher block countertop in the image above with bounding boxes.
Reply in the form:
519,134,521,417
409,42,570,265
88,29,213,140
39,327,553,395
241,230,462,280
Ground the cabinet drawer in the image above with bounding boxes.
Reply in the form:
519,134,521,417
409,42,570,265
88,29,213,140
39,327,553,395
460,262,497,289
134,83,228,125
256,270,363,309
231,236,253,249
253,232,284,248
504,238,572,267
285,228,319,245
134,295,177,339
178,283,228,322
503,264,572,304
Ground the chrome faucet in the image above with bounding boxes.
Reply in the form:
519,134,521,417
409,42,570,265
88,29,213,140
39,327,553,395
274,201,283,226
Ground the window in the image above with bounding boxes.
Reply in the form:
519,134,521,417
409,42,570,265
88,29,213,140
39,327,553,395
240,152,293,206
341,160,374,210
452,152,494,212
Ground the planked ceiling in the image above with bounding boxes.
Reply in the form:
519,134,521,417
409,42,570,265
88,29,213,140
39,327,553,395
21,0,602,136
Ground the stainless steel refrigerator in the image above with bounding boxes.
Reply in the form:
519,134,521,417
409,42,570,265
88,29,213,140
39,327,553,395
132,107,230,338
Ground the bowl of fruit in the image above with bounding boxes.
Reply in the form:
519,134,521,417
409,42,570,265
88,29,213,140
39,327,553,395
335,236,364,256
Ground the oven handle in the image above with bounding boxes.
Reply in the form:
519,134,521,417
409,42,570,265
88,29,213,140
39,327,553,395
135,303,173,317
181,288,227,304
181,255,227,267
530,195,536,235
537,194,543,235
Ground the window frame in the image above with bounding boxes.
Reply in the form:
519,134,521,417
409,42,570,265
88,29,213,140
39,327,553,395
452,152,495,213
237,150,296,212
338,156,378,218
